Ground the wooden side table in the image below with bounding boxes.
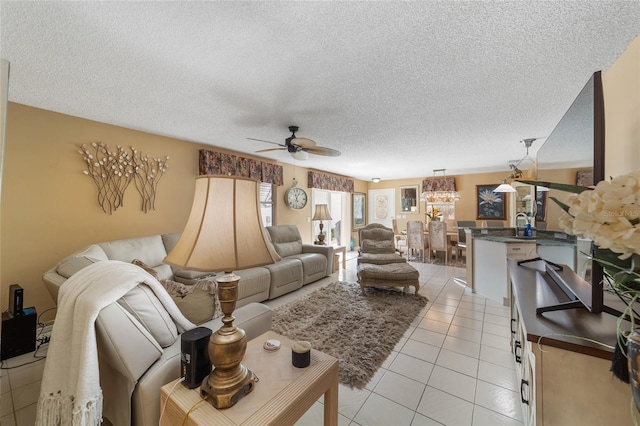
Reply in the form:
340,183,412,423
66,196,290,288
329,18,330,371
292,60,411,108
332,245,346,270
160,331,339,426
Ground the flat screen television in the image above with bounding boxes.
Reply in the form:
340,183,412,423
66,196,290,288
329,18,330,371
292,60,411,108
534,71,615,316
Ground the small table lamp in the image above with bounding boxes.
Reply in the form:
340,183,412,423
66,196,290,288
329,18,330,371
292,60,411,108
312,204,332,245
165,175,281,409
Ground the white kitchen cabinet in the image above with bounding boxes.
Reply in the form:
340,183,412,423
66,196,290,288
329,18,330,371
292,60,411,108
509,259,632,425
473,239,536,305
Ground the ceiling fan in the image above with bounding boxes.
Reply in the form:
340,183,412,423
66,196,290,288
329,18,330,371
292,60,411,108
248,126,341,160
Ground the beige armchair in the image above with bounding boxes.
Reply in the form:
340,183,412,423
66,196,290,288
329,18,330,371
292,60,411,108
357,223,407,265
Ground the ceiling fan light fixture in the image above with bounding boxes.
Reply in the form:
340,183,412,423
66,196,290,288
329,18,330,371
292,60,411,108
291,150,309,160
249,125,340,158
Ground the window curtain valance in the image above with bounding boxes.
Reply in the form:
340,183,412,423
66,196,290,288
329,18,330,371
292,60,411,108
422,177,457,193
308,171,354,193
198,149,283,186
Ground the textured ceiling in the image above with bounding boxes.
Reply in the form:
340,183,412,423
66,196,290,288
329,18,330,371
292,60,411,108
1,1,638,182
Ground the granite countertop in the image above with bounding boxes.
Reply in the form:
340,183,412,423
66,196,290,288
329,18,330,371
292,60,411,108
473,235,575,246
473,235,536,244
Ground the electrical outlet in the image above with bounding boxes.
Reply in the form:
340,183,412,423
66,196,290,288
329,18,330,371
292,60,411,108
36,324,53,346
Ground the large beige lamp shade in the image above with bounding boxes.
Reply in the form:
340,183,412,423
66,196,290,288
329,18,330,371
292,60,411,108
165,175,280,409
165,175,280,270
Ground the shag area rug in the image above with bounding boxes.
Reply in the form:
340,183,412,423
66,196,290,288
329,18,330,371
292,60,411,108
271,281,428,389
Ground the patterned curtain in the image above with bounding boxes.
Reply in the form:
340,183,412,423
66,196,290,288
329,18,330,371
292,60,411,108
198,149,283,185
308,171,354,193
261,162,284,186
236,156,261,180
422,177,456,193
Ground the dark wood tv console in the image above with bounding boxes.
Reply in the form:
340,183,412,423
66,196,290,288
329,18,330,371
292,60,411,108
508,259,633,425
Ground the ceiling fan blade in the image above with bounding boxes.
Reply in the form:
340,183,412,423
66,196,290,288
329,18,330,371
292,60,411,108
247,137,284,147
306,146,342,157
290,137,316,148
255,147,286,153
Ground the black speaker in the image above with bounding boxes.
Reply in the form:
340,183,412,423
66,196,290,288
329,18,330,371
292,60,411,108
9,284,23,317
1,308,36,360
181,327,212,389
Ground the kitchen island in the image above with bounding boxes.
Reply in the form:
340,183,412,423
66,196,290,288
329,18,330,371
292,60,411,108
466,228,581,305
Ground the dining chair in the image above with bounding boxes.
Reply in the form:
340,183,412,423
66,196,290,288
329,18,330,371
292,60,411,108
455,220,477,259
485,220,505,227
406,220,428,262
391,218,407,254
428,221,449,264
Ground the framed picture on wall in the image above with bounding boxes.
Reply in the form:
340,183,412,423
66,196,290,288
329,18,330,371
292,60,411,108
400,185,419,213
352,192,366,229
476,184,506,220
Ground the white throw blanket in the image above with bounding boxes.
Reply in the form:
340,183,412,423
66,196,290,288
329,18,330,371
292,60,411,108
35,260,196,426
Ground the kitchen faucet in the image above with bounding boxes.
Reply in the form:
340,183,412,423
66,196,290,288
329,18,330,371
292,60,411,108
515,213,533,237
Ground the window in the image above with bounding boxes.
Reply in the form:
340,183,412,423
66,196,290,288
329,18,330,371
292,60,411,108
312,189,349,247
260,182,274,227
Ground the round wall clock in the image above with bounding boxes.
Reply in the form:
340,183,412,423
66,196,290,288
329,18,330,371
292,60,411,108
284,186,308,210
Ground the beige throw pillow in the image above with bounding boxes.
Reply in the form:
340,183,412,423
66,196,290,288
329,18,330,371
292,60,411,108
132,259,222,325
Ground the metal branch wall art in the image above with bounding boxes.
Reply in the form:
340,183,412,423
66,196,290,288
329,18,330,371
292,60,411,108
131,148,170,213
79,142,170,214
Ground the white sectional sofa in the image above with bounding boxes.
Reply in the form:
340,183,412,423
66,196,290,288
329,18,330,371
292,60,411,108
41,225,334,426
43,225,334,308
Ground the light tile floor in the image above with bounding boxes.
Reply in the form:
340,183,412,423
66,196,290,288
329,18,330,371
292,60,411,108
1,252,524,426
266,254,525,426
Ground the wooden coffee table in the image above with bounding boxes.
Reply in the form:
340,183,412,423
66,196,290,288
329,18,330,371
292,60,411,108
160,331,339,425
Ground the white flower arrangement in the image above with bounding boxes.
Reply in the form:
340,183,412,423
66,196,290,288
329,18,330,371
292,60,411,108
558,169,640,258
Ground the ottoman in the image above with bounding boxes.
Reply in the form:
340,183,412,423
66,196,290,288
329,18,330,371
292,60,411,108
356,262,420,295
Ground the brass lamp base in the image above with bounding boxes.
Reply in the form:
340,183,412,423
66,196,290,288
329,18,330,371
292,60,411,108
316,222,327,245
200,362,255,409
200,271,255,409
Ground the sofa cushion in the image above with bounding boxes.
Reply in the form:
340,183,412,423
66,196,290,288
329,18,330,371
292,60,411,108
99,235,168,270
56,244,108,278
287,253,327,285
117,284,178,348
234,267,271,301
161,232,181,253
357,252,407,265
361,239,395,254
266,225,303,258
265,258,303,299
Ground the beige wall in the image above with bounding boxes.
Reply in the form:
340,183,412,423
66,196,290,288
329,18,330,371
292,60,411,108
0,103,334,315
367,172,523,233
603,35,640,177
0,103,515,315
